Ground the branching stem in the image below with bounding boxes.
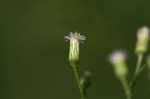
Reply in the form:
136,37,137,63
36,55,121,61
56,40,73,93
135,54,143,75
130,54,144,87
71,63,85,99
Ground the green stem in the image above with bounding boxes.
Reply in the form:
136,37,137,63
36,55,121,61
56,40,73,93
135,54,143,75
71,63,85,99
129,73,138,88
130,54,143,87
120,78,132,99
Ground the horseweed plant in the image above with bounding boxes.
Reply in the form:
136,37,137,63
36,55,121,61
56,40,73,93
65,32,91,99
65,26,150,99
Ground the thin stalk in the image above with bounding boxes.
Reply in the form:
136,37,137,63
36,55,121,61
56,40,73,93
71,63,85,99
129,73,138,88
135,54,143,75
120,78,132,99
130,64,146,87
130,54,143,87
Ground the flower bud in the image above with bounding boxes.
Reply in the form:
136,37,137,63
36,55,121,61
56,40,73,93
65,32,86,63
109,51,128,78
135,26,149,54
80,71,92,95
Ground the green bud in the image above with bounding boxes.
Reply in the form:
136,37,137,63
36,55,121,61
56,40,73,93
80,71,92,95
114,62,128,79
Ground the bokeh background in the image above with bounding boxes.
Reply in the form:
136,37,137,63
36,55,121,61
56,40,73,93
0,0,150,99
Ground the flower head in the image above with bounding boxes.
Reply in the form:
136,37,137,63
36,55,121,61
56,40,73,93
137,26,149,40
65,32,86,63
136,26,149,54
65,32,86,41
109,50,127,64
109,50,128,78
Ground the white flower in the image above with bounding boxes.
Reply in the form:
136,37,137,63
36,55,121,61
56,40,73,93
65,32,86,41
109,50,127,64
136,26,149,54
65,32,86,63
137,26,149,41
109,50,128,78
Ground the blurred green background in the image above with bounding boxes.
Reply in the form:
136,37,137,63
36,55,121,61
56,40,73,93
0,0,150,99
